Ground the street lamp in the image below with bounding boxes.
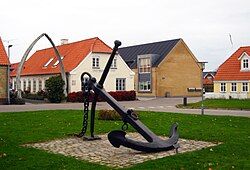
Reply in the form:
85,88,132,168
7,45,13,105
197,61,207,115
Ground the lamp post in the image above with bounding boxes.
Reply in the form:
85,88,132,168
7,45,13,105
197,61,207,115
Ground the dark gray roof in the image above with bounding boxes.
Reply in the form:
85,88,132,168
118,39,181,69
203,71,217,78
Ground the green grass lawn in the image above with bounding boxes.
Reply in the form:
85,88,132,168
0,110,249,169
177,99,250,110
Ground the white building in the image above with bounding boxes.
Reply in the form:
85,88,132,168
10,37,135,93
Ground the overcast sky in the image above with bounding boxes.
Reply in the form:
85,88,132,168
1,0,250,71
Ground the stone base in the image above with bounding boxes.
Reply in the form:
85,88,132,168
23,133,220,168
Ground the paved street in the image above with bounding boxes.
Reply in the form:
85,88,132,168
0,97,249,118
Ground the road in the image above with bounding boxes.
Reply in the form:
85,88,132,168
0,97,249,118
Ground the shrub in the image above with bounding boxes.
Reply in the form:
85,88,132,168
98,110,121,120
10,90,25,105
23,93,45,100
11,98,25,105
67,92,78,102
45,76,65,103
67,90,136,103
109,90,136,101
37,90,47,97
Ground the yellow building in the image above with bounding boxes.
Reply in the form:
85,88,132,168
119,39,202,97
214,46,250,99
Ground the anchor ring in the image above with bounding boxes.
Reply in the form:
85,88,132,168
122,123,128,131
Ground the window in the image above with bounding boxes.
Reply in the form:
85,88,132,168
28,80,31,91
111,57,117,69
116,78,126,91
242,82,249,92
53,57,64,66
38,80,42,91
92,56,100,68
43,58,53,67
243,59,249,69
23,80,26,91
33,79,37,93
72,80,76,86
139,57,151,73
13,81,16,90
139,81,151,91
231,83,237,92
220,83,226,92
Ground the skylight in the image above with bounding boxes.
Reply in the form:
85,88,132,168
43,58,53,67
53,57,64,66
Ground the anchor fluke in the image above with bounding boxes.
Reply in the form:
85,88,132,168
108,123,179,153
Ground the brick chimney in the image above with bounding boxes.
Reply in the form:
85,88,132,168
61,39,68,45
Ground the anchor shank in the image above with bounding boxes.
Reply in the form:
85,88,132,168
92,83,160,143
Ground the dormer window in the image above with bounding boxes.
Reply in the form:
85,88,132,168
239,52,250,71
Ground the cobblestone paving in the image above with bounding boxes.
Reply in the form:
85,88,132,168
24,133,220,168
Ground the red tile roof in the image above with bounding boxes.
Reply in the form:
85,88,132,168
0,37,10,65
214,46,250,81
10,37,112,76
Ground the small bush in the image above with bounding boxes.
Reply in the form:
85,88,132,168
37,90,47,97
23,93,45,100
11,98,26,105
98,110,121,120
67,92,78,102
45,76,65,103
10,90,25,105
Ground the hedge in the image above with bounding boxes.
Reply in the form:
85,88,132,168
67,90,136,102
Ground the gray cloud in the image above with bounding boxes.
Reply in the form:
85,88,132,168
1,0,249,71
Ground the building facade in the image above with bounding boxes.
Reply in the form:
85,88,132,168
0,37,10,104
213,46,250,99
10,37,134,94
119,39,201,97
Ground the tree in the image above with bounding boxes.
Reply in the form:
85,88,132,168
45,76,65,103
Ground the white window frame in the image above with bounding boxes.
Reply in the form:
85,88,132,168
220,83,226,92
43,58,53,67
116,78,126,91
138,57,151,74
92,56,100,68
243,59,249,69
23,80,26,91
139,81,151,92
239,53,250,71
28,80,31,91
33,79,37,93
13,80,16,90
231,83,237,92
53,57,64,66
111,57,117,69
38,80,43,91
242,82,249,92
